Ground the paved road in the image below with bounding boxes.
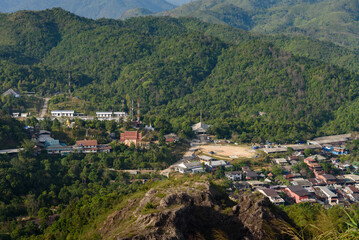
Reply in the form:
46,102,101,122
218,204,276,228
39,98,50,117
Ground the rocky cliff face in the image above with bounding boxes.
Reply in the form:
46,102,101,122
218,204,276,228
99,181,297,240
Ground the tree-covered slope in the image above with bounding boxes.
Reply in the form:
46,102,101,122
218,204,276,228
0,0,176,19
166,0,359,50
1,8,359,142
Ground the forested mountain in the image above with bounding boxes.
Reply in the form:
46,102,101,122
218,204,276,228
0,0,175,19
1,8,359,142
166,0,359,50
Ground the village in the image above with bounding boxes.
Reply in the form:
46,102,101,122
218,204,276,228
2,88,359,208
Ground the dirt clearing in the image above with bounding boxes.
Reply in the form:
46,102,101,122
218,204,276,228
197,144,256,159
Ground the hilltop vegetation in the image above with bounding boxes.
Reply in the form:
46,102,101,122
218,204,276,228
0,0,175,19
1,9,359,142
166,0,359,50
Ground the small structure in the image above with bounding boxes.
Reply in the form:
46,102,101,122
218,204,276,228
12,113,20,118
199,155,215,162
247,180,265,189
120,131,142,146
273,158,288,166
258,188,285,205
164,133,180,143
285,185,313,203
192,122,210,134
2,88,20,98
225,171,242,181
113,112,127,119
51,110,75,117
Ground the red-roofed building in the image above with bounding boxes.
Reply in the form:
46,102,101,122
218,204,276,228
75,140,98,153
120,131,142,146
285,186,314,203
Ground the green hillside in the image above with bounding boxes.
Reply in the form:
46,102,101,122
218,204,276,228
0,0,175,19
1,8,359,142
166,0,359,50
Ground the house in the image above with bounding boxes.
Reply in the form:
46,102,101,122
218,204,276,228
258,188,285,205
225,171,242,181
12,113,20,118
164,133,180,143
74,140,98,153
291,178,313,188
199,155,215,162
176,161,203,174
285,186,313,203
120,131,142,146
192,121,210,134
96,112,113,119
205,160,227,169
314,186,339,205
247,180,265,189
51,110,75,117
242,166,258,180
316,174,336,184
273,158,288,166
343,174,359,183
2,88,20,98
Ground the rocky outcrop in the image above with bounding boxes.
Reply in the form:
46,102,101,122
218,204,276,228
99,182,297,240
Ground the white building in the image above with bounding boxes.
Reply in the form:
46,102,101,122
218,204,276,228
113,112,127,119
96,112,113,119
51,110,75,117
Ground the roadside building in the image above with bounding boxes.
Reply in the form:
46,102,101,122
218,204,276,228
51,110,75,117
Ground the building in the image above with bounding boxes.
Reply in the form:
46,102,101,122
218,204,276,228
225,171,242,181
175,162,203,174
2,88,20,98
285,186,313,203
45,139,73,155
314,186,339,206
258,188,285,205
96,112,113,119
51,110,75,117
192,122,210,134
74,140,98,153
273,158,288,166
205,160,227,169
164,133,180,143
316,174,336,185
113,112,127,119
199,155,215,162
120,131,142,146
242,166,258,180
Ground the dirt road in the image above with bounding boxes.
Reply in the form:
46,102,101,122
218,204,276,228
39,97,50,117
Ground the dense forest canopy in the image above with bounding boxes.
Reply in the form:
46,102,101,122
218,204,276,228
166,0,359,50
0,8,359,142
